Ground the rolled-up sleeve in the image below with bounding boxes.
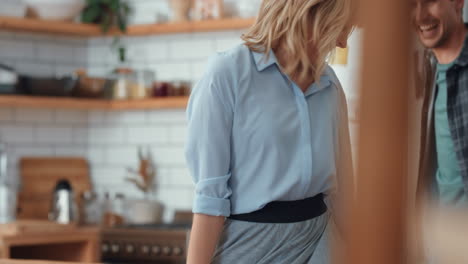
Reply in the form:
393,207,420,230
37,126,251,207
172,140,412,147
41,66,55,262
185,54,235,217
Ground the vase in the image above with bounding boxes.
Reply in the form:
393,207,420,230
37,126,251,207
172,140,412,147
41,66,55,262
170,0,193,22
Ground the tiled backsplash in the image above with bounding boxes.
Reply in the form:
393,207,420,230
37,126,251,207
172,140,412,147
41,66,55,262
0,107,191,222
0,0,361,221
0,28,244,222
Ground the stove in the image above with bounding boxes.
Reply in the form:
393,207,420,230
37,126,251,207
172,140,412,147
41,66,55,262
100,223,191,264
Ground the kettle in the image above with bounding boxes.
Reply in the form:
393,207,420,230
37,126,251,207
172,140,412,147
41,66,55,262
48,179,78,224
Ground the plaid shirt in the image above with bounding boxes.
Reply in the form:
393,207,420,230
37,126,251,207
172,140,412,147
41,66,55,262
420,33,468,195
447,35,468,193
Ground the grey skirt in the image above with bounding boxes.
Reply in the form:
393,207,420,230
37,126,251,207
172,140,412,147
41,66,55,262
211,212,330,264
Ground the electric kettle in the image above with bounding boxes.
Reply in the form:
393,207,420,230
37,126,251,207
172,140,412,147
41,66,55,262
48,179,78,224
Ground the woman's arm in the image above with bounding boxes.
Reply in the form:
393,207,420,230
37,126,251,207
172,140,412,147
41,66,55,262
187,214,225,264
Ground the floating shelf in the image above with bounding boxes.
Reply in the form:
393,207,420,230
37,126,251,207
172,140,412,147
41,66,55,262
0,16,255,37
0,95,189,110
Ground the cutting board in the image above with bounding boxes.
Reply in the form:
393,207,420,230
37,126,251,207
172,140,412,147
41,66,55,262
17,157,92,220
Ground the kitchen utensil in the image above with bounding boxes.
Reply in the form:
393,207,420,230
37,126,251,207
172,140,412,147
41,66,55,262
48,179,79,224
193,0,223,20
17,75,77,97
123,199,164,224
110,67,132,100
0,185,16,224
170,0,193,22
0,143,17,224
128,69,154,99
0,64,18,94
73,76,113,98
0,143,7,186
25,0,85,21
0,0,27,17
81,191,101,225
101,192,125,227
17,157,92,220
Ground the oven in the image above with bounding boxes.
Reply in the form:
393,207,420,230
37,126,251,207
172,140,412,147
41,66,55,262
100,223,190,264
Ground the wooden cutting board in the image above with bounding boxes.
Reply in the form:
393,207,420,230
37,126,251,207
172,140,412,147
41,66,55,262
17,157,92,220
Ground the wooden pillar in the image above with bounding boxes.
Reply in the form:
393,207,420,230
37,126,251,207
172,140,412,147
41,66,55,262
346,0,411,263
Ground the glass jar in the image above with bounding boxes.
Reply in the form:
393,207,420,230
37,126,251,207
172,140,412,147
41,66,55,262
110,68,132,100
128,70,154,100
101,192,125,227
193,0,223,20
0,184,16,223
81,191,101,226
238,0,262,18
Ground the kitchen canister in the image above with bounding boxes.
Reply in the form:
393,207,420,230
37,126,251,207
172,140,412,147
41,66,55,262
0,185,17,224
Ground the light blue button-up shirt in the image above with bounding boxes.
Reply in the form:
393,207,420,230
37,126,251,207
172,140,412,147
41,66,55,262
185,44,343,217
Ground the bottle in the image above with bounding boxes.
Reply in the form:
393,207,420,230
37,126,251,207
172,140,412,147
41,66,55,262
49,179,79,224
81,191,101,226
0,143,17,224
102,192,124,227
111,68,132,100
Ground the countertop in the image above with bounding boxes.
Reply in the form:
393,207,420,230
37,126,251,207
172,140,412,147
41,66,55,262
0,260,100,264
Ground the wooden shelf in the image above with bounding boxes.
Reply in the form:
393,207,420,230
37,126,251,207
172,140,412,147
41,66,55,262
0,95,188,110
0,16,255,37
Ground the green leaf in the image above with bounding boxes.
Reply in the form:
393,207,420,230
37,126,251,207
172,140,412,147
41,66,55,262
81,6,100,23
101,13,112,33
119,47,126,63
110,0,118,12
117,13,126,33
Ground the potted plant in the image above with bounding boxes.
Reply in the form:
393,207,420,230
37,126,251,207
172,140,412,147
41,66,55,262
81,0,131,33
81,0,131,64
124,147,164,224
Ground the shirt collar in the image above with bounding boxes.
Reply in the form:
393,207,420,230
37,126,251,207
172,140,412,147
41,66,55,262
453,24,468,67
252,49,279,71
251,48,332,94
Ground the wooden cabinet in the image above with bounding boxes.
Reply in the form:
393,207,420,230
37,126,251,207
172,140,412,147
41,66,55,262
0,228,100,263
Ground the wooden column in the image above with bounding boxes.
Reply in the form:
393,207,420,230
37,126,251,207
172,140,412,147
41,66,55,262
346,0,411,263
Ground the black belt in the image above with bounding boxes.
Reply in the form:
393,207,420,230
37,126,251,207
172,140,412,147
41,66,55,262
228,193,326,223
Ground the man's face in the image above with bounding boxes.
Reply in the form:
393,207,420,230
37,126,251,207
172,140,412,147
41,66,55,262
412,0,464,49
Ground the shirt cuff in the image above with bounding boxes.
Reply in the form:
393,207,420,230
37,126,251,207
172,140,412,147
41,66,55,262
192,194,231,217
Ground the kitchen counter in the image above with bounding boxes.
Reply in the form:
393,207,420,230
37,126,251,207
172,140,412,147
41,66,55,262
0,226,100,262
0,259,100,264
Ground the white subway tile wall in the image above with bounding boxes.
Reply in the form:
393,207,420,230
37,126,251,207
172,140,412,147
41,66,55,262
0,0,361,222
0,108,191,222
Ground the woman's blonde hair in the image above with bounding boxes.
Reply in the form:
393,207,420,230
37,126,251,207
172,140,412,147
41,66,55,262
242,0,353,83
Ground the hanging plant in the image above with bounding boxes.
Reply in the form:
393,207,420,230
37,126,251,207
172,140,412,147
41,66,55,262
81,0,132,33
81,0,132,63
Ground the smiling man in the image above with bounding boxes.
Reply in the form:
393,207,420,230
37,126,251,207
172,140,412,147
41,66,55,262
413,0,468,208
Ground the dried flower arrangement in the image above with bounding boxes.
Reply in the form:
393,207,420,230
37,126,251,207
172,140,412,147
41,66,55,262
125,147,156,198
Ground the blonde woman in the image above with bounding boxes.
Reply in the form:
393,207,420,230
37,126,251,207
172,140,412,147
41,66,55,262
185,0,354,263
